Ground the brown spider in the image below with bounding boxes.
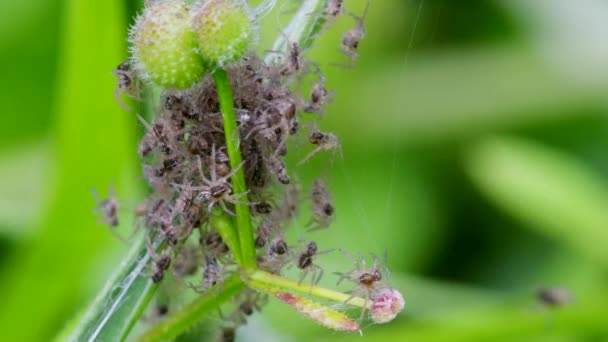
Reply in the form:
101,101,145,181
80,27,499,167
172,245,200,278
251,200,273,216
136,114,177,156
340,2,369,64
201,255,224,291
327,0,344,18
172,184,200,225
189,255,224,293
173,145,249,216
259,237,290,274
304,82,331,113
158,218,180,246
91,187,119,227
231,290,267,324
279,41,304,76
254,218,281,248
142,234,172,283
91,186,131,243
335,250,390,321
200,230,230,257
267,154,290,184
216,327,236,342
308,178,335,231
276,183,299,222
296,241,331,286
112,61,140,111
297,126,341,165
245,96,296,155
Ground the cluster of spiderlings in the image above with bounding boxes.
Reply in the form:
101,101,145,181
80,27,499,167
131,51,339,284
103,0,403,337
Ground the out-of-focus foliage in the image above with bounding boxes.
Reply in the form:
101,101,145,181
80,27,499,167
0,0,607,341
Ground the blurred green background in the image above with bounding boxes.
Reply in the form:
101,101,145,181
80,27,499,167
1,0,608,341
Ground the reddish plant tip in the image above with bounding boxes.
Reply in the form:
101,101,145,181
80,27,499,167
275,292,360,333
370,288,405,324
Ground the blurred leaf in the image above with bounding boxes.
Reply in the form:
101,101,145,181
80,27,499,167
0,142,49,234
0,0,135,341
324,46,608,147
0,0,55,47
466,136,608,267
0,0,59,146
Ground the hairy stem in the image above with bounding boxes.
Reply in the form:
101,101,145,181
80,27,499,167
248,270,370,309
136,274,246,342
213,68,256,269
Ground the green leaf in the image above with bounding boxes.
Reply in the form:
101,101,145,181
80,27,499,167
0,0,134,340
58,233,159,342
466,136,608,266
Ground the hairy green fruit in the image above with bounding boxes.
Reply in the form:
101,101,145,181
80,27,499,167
191,0,255,67
130,0,205,89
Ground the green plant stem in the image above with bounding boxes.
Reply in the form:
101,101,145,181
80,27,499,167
248,270,370,308
136,274,246,342
210,208,242,265
213,68,256,269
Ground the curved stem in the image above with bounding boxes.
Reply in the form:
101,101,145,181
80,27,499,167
248,270,370,309
136,274,246,342
213,68,256,269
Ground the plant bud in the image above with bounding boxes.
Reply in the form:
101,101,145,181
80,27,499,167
130,0,205,89
370,287,405,324
191,0,255,66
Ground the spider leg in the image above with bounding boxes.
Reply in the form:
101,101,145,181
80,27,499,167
358,295,369,323
229,199,257,206
313,265,324,285
219,200,237,217
145,233,160,260
358,253,367,270
244,123,267,140
333,271,349,285
196,156,213,186
297,269,309,285
306,224,329,232
207,199,217,213
187,281,206,294
330,141,344,165
317,248,335,256
114,88,132,111
223,160,246,180
339,249,359,268
297,145,323,166
171,182,207,191
135,113,153,131
210,144,218,182
357,287,374,323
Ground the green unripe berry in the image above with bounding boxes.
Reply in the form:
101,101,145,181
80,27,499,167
191,0,256,67
130,0,205,89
